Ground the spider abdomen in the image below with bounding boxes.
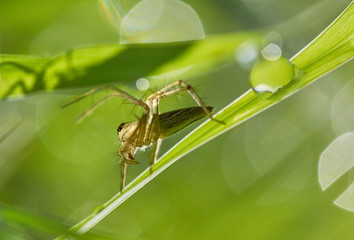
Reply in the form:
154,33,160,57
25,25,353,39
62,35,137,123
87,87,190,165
159,106,213,138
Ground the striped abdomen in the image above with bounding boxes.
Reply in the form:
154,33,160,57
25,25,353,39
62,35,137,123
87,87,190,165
159,106,213,138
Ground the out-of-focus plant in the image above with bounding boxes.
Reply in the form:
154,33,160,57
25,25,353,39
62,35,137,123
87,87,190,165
56,1,354,237
0,1,352,238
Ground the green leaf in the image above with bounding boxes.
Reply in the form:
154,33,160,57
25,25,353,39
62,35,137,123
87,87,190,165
63,0,354,236
0,33,262,99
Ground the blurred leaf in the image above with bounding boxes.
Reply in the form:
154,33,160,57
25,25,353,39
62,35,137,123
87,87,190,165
64,1,354,236
0,33,262,100
0,204,115,239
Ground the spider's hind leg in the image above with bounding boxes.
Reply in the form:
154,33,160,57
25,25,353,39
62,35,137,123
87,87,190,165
147,80,224,124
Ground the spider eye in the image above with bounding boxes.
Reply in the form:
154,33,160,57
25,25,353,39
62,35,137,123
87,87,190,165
117,123,125,133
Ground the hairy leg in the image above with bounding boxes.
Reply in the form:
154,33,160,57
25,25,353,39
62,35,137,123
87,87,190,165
147,80,224,124
61,85,149,122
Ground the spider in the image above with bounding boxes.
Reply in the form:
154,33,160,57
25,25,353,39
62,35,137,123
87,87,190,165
62,80,223,191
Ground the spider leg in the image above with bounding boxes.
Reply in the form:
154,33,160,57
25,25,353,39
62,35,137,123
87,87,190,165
149,139,163,174
147,80,224,124
119,149,139,192
120,161,127,192
142,97,160,145
61,85,149,122
142,96,162,174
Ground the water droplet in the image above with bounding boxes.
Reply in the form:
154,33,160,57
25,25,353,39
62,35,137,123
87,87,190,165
250,57,294,93
261,43,282,61
136,78,150,91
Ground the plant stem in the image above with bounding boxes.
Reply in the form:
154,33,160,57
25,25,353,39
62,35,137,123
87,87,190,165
60,1,353,238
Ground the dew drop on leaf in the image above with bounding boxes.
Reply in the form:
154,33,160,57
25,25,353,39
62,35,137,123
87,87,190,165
250,57,294,93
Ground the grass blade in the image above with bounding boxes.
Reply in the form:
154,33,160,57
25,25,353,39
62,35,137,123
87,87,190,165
61,1,354,237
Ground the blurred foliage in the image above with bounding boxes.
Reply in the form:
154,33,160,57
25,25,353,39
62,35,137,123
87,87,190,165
0,0,353,239
0,33,261,99
68,2,353,234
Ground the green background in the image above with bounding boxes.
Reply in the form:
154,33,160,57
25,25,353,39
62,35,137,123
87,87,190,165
0,0,353,239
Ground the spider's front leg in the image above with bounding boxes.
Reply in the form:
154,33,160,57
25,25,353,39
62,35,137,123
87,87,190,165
119,158,128,192
145,98,163,173
61,85,149,123
119,149,140,192
118,111,154,191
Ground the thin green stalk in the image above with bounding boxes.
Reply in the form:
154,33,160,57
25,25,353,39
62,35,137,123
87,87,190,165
60,1,353,238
